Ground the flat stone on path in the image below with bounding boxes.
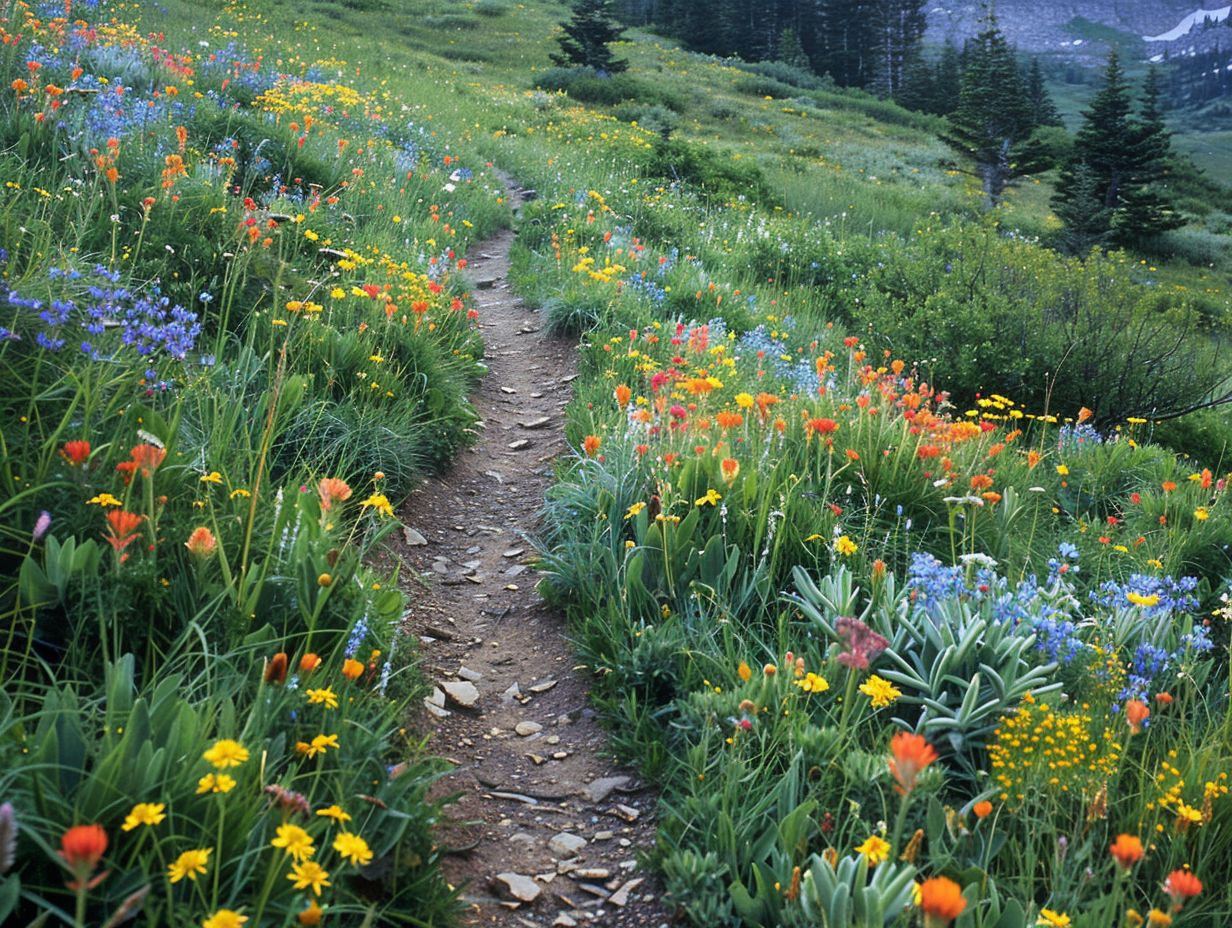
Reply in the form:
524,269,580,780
441,680,479,708
402,526,428,546
548,833,588,857
520,416,551,429
582,776,631,803
494,872,541,904
515,721,543,737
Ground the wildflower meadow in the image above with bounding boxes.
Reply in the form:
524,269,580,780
2,0,1231,926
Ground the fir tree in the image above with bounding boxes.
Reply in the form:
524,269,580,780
1053,55,1182,249
942,16,1037,205
1111,67,1184,244
1024,58,1064,127
552,0,629,74
778,27,811,71
1053,163,1111,253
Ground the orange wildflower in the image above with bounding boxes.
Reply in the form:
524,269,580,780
1163,869,1202,910
341,658,364,681
104,511,143,552
1110,834,1144,870
614,384,632,406
1125,699,1150,735
60,824,108,870
973,800,993,819
185,526,217,558
128,443,166,478
720,458,740,485
317,477,353,511
60,824,108,889
582,435,602,457
60,439,91,465
888,731,938,794
918,876,966,924
300,653,322,673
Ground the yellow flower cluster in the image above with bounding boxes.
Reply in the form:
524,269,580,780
1146,752,1230,830
988,695,1121,807
255,79,371,120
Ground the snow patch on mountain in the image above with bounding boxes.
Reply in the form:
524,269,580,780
1143,6,1231,42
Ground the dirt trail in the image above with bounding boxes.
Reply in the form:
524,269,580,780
390,181,671,928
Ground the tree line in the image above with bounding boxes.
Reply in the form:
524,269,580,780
560,2,1186,250
612,0,929,93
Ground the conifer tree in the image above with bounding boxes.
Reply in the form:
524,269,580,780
942,16,1037,205
1024,58,1064,127
1053,55,1182,248
552,0,629,74
1053,163,1111,253
1111,67,1184,244
778,27,811,70
932,42,962,115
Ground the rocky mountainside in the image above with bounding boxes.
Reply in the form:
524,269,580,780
925,1,1231,60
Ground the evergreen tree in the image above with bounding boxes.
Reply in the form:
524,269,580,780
870,0,927,96
932,41,962,115
942,16,1037,205
816,0,877,88
1053,163,1111,253
778,27,811,70
1060,51,1134,209
1053,55,1183,249
1024,58,1064,127
552,0,629,74
894,53,936,112
1111,67,1184,244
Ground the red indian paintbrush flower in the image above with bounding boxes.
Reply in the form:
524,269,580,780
104,511,143,552
918,876,966,925
888,731,938,795
1125,699,1150,735
60,824,108,889
317,478,352,511
185,526,217,558
1110,834,1144,870
1164,869,1202,910
60,440,91,466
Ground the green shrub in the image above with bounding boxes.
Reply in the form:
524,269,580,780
533,67,685,110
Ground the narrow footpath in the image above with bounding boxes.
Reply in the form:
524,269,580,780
391,181,671,928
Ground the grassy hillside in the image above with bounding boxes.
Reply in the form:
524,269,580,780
3,0,1232,925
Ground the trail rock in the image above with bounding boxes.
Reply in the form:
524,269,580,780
403,526,428,546
582,776,630,803
494,872,541,903
548,833,587,857
441,680,479,708
515,721,544,737
609,877,644,907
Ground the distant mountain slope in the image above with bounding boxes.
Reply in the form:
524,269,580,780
925,1,1227,58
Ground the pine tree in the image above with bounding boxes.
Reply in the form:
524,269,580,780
778,27,811,70
1053,55,1183,249
551,0,629,74
1024,58,1064,127
942,16,1036,205
1061,51,1134,209
1053,163,1111,253
931,41,962,115
869,0,927,97
1111,67,1184,244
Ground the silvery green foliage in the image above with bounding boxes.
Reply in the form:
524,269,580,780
791,567,1060,774
796,853,916,927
